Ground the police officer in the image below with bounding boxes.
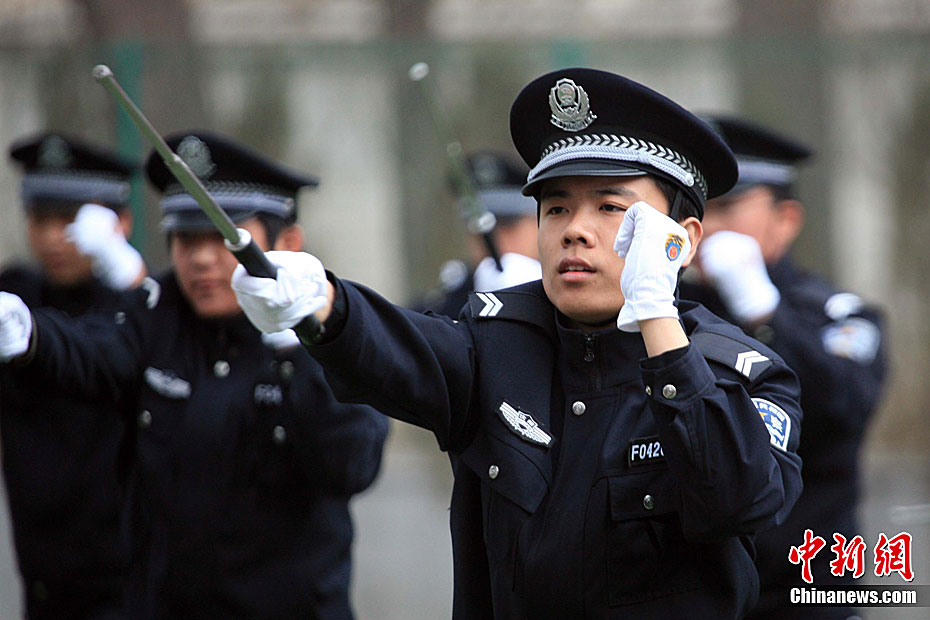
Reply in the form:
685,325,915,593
680,116,887,620
0,131,388,619
1,133,143,619
417,150,541,316
230,69,806,619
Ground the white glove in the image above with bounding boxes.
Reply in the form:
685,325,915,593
0,292,32,362
698,231,780,324
613,201,691,332
261,329,301,351
66,204,144,291
231,250,328,334
473,252,542,292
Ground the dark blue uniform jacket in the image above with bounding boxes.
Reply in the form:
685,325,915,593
310,276,804,619
681,258,887,620
19,271,389,620
1,264,132,620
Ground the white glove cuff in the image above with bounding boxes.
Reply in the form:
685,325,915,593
617,297,679,333
92,240,144,291
0,293,32,362
720,278,781,324
261,329,302,351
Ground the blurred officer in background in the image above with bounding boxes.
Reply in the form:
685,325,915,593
417,150,540,316
0,131,388,619
1,133,143,619
229,68,805,619
680,116,887,620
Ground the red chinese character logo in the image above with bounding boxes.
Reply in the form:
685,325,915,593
789,529,827,584
830,533,866,579
874,532,914,581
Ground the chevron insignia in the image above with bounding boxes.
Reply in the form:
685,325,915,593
498,401,551,447
476,292,504,317
735,350,770,378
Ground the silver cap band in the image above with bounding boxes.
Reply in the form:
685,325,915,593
528,133,708,199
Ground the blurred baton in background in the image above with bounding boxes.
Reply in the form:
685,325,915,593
408,61,503,272
91,64,324,341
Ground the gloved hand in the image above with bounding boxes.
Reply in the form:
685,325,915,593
613,201,691,332
698,231,780,324
231,250,329,334
473,252,542,292
261,329,301,351
66,203,144,291
0,292,32,362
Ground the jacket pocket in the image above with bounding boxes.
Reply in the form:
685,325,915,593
461,430,548,592
606,469,702,606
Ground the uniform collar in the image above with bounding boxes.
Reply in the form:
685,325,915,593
555,313,647,392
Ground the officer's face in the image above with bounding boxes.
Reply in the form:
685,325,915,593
701,185,801,264
170,219,272,319
26,206,94,286
537,176,669,327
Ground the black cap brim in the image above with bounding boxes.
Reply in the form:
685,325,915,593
521,159,648,196
160,207,258,233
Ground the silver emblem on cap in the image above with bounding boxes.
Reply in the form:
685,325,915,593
549,78,596,132
38,136,73,169
177,136,216,179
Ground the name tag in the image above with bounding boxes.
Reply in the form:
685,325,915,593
628,436,665,467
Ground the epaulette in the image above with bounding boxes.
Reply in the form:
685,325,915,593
467,281,552,328
690,328,776,382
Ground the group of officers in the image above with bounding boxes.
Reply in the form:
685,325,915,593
0,66,886,620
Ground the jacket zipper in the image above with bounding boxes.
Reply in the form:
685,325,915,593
583,334,601,391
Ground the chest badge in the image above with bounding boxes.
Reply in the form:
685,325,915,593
498,401,552,447
143,366,191,399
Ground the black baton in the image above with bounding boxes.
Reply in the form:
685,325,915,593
92,64,324,342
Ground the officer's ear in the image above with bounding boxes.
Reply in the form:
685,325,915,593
679,216,703,268
116,208,134,240
773,199,804,252
274,224,305,252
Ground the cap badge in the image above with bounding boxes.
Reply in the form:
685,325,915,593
549,78,596,132
177,136,216,179
665,233,684,260
37,135,73,169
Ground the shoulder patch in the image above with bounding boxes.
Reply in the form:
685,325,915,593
822,317,880,364
691,331,773,381
753,398,791,451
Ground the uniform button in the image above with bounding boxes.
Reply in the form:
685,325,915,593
114,311,126,325
643,494,655,510
645,385,652,396
488,465,500,480
279,361,294,380
661,384,677,399
138,410,152,429
571,400,586,416
214,360,230,378
272,425,287,444
583,351,595,363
